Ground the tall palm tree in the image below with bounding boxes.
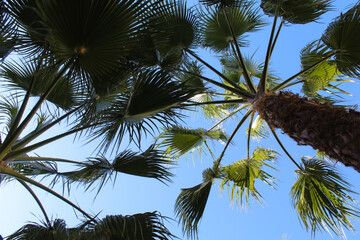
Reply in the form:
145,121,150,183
150,0,360,238
3,0,360,239
1,0,198,238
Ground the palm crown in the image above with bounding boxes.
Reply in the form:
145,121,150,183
1,0,360,239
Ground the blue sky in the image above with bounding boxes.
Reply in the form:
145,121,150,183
1,0,360,239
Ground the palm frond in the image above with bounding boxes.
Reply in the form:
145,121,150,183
66,145,173,192
157,126,228,159
6,219,68,240
90,69,195,151
199,0,243,8
193,93,232,120
291,158,360,237
0,96,19,135
88,212,176,240
200,2,265,52
112,145,174,183
175,60,206,93
321,2,360,77
246,114,270,140
218,147,278,208
299,40,353,98
0,0,17,62
174,180,213,239
152,0,199,53
261,0,333,24
1,60,77,109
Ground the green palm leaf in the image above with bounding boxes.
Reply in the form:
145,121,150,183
157,126,228,158
200,2,265,52
152,0,198,53
88,212,176,240
174,180,213,238
218,147,278,207
66,145,173,191
291,158,360,237
299,40,352,98
6,219,68,240
91,69,195,150
7,0,49,56
0,0,16,62
0,97,19,135
1,60,77,109
261,0,332,24
175,61,206,93
321,2,360,77
246,115,270,140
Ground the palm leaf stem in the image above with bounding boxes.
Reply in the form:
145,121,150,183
4,123,99,161
185,49,254,96
204,140,216,160
258,11,279,94
272,53,335,91
12,104,83,152
184,99,248,106
224,10,257,93
217,109,253,165
207,104,249,132
0,60,73,161
6,60,42,142
17,179,51,226
12,157,92,167
176,68,255,98
270,127,302,170
0,165,95,222
270,21,284,56
247,112,255,160
277,80,304,90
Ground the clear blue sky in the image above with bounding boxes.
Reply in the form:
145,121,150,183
1,0,360,239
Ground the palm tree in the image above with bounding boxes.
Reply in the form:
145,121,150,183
3,0,360,239
150,0,360,238
1,0,198,238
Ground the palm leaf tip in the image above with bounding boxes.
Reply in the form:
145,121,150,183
291,158,360,237
174,181,213,238
261,0,333,24
321,2,360,77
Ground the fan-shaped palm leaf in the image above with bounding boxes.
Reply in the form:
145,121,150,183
218,147,278,207
0,0,16,62
91,69,195,150
152,0,198,54
66,145,173,192
6,219,68,240
291,158,360,237
174,180,213,238
87,212,176,240
299,40,352,98
0,96,19,135
1,60,77,109
321,2,360,77
200,2,265,52
247,114,270,140
261,0,332,24
175,61,206,93
157,126,228,159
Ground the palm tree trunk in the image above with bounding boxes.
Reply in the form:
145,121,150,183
253,91,360,172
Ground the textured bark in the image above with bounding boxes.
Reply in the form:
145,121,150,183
253,91,360,173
